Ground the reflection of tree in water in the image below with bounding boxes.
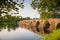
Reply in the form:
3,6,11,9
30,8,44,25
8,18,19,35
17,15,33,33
36,21,40,32
0,15,21,32
0,15,31,32
0,23,18,32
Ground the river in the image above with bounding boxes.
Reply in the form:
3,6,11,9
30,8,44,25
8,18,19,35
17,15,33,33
0,26,43,40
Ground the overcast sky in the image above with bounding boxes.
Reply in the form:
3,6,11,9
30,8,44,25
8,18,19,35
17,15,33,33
17,0,40,18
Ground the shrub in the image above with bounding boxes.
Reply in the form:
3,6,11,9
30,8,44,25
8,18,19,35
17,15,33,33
44,29,60,40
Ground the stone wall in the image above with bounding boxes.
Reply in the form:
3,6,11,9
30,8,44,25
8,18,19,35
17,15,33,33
18,18,60,35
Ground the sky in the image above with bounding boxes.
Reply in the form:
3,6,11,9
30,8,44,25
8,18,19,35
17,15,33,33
17,0,40,18
1,0,40,18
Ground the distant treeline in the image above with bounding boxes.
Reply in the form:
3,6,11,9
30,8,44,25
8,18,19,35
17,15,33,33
0,15,31,25
0,15,31,32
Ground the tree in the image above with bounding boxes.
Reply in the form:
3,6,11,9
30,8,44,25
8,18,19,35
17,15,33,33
0,0,24,16
40,12,51,19
31,0,60,19
0,0,24,29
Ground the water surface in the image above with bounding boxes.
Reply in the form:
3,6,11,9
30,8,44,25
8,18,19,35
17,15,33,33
0,27,40,40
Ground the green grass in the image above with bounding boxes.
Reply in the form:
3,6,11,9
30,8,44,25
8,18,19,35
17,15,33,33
44,29,60,40
38,29,60,40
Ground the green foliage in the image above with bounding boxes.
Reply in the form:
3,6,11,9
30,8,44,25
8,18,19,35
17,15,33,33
17,16,31,20
0,15,23,32
51,13,60,18
0,15,31,32
0,0,24,16
40,12,51,20
44,29,60,40
26,17,31,19
38,29,60,40
31,0,60,19
0,0,24,32
31,0,60,12
43,21,50,33
44,21,50,26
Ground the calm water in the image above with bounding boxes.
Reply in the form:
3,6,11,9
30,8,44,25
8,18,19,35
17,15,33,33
0,26,42,40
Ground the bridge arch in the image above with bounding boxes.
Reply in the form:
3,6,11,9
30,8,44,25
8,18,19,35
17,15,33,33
56,23,60,29
55,19,60,29
43,21,50,33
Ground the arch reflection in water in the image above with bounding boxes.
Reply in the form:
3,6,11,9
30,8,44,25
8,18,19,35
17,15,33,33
0,26,41,40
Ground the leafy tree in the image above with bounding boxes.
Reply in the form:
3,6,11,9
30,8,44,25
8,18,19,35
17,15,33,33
40,12,51,19
51,13,60,18
26,17,30,19
0,15,23,32
31,0,60,19
0,0,24,16
0,0,24,30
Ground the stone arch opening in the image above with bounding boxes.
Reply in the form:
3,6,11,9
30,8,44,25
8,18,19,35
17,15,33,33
36,21,40,32
56,23,60,29
44,21,50,33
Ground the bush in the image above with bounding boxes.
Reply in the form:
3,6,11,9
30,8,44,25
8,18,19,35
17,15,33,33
44,29,60,40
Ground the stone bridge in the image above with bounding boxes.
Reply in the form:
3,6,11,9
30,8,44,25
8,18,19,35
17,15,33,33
19,18,60,35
